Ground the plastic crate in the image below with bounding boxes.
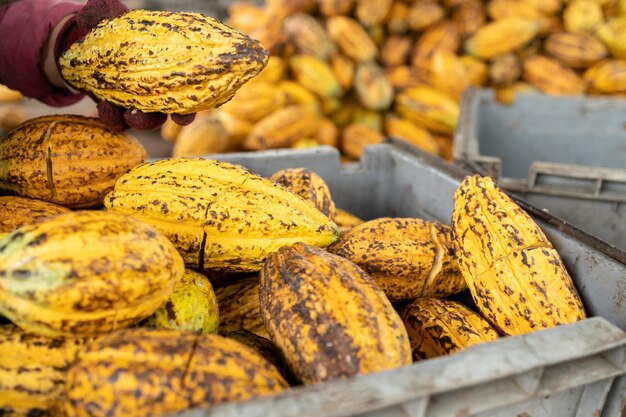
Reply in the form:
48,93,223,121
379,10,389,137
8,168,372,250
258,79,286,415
166,141,626,417
454,87,626,251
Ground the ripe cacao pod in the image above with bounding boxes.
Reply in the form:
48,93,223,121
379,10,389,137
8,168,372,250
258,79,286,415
545,32,608,68
341,123,385,159
270,168,336,219
0,196,68,234
354,62,394,111
326,15,378,63
216,276,268,339
395,85,460,135
244,105,321,150
523,55,586,95
465,18,541,59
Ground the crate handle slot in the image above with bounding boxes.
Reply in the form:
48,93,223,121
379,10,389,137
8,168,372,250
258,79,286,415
528,161,626,202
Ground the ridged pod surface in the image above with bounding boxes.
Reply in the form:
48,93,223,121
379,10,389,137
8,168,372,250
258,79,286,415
290,55,343,99
143,269,219,334
354,62,394,111
220,82,288,123
408,1,445,31
105,158,339,272
244,105,321,150
283,13,337,60
326,16,378,63
452,175,586,336
270,168,336,219
341,123,385,159
227,329,299,385
411,20,460,72
596,17,626,59
355,0,392,26
0,115,146,208
260,243,411,384
465,18,541,59
545,32,608,68
523,56,586,95
563,0,603,33
0,325,89,417
0,211,184,337
216,276,268,339
385,116,440,155
0,196,69,234
585,60,626,93
452,0,486,39
64,328,288,417
395,85,460,135
329,218,466,300
60,10,269,114
400,298,499,360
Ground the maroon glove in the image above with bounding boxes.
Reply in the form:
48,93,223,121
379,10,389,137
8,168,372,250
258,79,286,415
54,0,196,132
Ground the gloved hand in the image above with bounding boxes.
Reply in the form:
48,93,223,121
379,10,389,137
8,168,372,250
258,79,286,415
53,0,196,132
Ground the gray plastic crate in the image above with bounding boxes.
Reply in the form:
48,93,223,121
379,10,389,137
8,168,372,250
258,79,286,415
166,142,626,417
454,87,626,251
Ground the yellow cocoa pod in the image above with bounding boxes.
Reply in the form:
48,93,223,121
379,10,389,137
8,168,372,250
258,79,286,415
60,10,268,115
487,0,552,33
342,123,385,159
354,62,394,111
411,20,460,73
401,298,499,361
266,0,317,17
248,56,286,85
489,53,522,87
270,168,336,219
283,13,337,60
0,325,89,417
330,53,356,91
212,110,254,149
596,17,626,58
352,106,384,131
279,80,319,106
563,0,604,33
216,276,268,339
545,32,608,68
290,55,343,99
395,85,460,135
385,115,440,155
356,0,392,26
0,196,69,234
104,158,339,271
452,175,587,336
64,329,288,417
260,242,412,384
431,49,469,101
0,84,22,102
386,65,429,90
326,15,378,63
408,1,445,31
172,116,229,157
494,82,538,105
227,3,268,34
584,59,626,92
452,0,486,39
0,211,184,337
520,0,562,15
387,1,410,34
220,82,288,123
334,208,364,233
319,0,355,16
460,56,489,86
227,329,298,386
329,218,466,300
244,105,321,150
0,115,146,208
316,117,340,148
160,117,182,142
523,55,586,94
465,18,541,59
381,35,413,67
292,138,320,148
143,269,219,334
